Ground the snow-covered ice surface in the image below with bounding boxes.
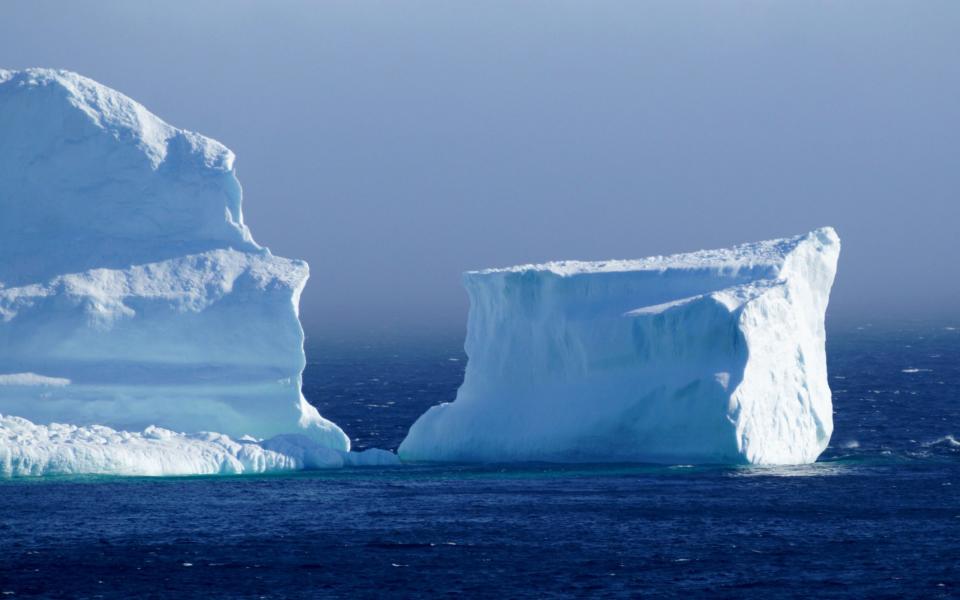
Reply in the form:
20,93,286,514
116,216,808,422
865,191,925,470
0,414,397,477
0,69,397,475
400,228,841,465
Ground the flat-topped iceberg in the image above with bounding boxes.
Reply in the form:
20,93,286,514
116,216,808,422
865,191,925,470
0,69,381,474
400,228,841,465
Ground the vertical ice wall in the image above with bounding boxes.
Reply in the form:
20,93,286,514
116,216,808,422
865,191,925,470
400,228,840,465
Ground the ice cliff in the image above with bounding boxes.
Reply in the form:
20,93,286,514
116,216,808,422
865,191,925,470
400,228,841,465
0,69,367,474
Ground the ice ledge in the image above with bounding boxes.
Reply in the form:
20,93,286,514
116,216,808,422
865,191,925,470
0,414,399,477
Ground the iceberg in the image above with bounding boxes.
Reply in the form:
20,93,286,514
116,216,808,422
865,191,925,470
399,228,841,465
0,69,380,474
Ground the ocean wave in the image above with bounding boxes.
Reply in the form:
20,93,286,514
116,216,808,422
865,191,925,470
924,435,960,448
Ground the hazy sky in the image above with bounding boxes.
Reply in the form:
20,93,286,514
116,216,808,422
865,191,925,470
3,1,958,333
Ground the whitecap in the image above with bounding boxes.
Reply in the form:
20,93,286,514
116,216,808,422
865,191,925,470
924,435,960,448
0,373,71,387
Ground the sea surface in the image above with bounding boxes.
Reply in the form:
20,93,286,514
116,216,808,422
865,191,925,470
1,321,958,598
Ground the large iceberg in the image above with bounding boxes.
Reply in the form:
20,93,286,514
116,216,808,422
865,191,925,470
400,228,841,465
0,69,368,474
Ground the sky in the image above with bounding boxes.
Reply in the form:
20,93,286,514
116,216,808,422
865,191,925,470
2,1,958,334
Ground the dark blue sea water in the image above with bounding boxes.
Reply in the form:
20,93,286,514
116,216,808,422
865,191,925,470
1,321,958,598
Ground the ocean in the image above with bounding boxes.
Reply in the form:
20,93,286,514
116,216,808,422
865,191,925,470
1,320,957,598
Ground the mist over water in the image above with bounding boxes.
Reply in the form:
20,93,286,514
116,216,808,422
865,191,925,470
305,319,960,455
